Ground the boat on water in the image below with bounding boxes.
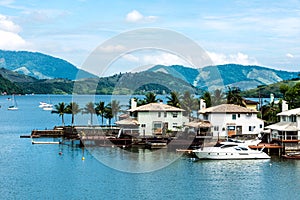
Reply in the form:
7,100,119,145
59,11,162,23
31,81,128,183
39,102,53,111
282,152,300,159
32,140,61,144
7,95,18,110
192,142,270,160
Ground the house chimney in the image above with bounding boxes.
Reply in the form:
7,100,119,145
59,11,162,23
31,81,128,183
270,93,274,104
131,98,137,110
282,100,288,111
200,99,206,111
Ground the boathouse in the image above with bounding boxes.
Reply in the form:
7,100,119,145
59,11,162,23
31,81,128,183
265,107,300,142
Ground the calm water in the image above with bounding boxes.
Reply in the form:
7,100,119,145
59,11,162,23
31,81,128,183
1,95,300,200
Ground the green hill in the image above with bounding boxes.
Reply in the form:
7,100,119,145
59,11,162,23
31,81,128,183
0,50,97,80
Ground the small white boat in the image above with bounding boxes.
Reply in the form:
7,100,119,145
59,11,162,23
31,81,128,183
32,140,61,144
7,95,18,110
42,105,53,111
193,142,270,160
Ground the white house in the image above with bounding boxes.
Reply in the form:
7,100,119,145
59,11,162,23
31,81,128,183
198,104,264,138
265,108,300,141
116,101,189,137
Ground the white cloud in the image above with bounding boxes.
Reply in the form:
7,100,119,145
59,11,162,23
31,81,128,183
125,10,157,23
0,14,21,33
207,52,260,66
122,54,139,62
142,53,190,66
99,45,126,53
286,53,294,58
0,30,27,49
0,14,29,50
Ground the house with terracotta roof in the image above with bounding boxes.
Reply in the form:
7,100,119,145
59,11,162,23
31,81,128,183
198,104,264,138
115,100,189,137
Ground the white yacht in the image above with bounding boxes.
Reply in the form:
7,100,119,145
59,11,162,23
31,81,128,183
193,142,270,160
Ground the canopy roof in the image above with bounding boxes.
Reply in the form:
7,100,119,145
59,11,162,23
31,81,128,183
265,122,299,132
185,120,212,128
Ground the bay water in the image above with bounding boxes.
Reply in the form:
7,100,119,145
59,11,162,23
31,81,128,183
1,95,300,199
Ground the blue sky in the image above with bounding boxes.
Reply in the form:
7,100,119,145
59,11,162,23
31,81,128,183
0,0,300,75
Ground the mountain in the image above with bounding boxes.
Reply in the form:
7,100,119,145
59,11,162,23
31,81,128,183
148,64,300,91
0,50,97,80
0,73,23,94
0,67,198,95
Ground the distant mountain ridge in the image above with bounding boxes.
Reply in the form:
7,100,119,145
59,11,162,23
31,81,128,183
148,64,300,91
0,50,97,80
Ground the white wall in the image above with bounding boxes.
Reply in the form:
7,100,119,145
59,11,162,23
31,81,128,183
202,113,263,137
137,111,188,136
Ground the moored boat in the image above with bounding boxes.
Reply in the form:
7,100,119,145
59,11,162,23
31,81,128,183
193,142,270,160
282,152,300,159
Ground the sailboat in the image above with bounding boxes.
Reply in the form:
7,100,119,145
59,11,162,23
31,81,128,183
8,95,18,110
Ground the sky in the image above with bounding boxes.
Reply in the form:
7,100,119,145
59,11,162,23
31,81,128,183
0,0,300,76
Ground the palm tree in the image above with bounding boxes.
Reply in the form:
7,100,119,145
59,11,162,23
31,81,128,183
82,102,96,125
226,86,246,107
95,101,105,125
51,102,67,126
110,100,121,121
66,102,81,126
181,91,198,117
104,105,113,125
167,91,181,108
211,89,226,106
144,92,159,104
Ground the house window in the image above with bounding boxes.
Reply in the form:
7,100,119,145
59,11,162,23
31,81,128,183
249,126,255,131
172,112,178,118
292,115,296,122
141,124,146,128
232,114,236,120
214,126,219,131
238,114,240,118
260,124,263,129
172,123,178,128
158,112,161,117
204,115,208,120
164,112,167,118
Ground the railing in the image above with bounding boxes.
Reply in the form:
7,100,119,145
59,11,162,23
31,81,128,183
274,135,300,140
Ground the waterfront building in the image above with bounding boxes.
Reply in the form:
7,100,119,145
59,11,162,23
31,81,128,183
265,107,300,141
115,100,189,137
198,104,264,138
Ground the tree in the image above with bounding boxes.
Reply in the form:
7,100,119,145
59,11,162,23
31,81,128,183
144,92,159,104
226,86,246,107
211,89,226,106
181,91,198,117
51,102,67,126
279,84,290,98
201,91,212,108
110,100,121,121
285,82,300,109
66,102,81,126
261,102,280,125
95,101,105,125
167,91,181,108
104,105,113,125
82,102,96,125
